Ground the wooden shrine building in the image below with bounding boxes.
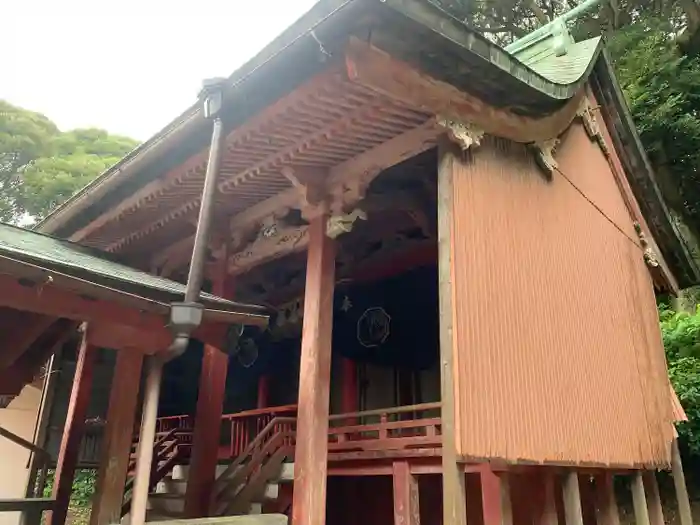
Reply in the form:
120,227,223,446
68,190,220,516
3,0,699,525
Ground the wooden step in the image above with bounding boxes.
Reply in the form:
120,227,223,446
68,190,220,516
145,515,288,525
148,494,185,515
277,463,294,482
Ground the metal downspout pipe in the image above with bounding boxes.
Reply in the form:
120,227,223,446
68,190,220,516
129,78,228,525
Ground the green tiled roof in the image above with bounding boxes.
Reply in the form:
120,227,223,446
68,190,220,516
517,37,603,85
0,222,265,315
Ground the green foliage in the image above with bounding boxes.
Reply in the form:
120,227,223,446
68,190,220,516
0,100,138,224
660,305,700,455
42,469,96,507
607,20,700,236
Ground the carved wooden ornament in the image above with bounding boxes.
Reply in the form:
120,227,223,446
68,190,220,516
437,116,484,151
531,138,559,179
577,100,608,154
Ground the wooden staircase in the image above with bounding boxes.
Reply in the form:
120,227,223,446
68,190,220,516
121,428,184,518
210,417,296,516
122,418,295,522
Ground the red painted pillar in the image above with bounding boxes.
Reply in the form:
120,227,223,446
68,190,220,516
184,258,232,518
257,375,269,409
481,467,512,525
292,213,336,525
341,357,358,416
48,327,97,525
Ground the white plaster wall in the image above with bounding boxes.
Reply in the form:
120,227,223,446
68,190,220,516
0,385,42,525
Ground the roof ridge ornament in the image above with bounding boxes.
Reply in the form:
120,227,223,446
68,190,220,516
437,116,484,151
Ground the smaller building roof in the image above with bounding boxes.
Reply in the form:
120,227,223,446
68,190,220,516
0,222,265,317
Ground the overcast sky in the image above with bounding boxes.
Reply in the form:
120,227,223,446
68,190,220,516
1,0,318,140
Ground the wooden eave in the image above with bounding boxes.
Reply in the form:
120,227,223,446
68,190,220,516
0,254,268,376
39,0,602,260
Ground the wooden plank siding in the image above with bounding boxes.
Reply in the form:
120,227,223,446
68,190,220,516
442,122,673,467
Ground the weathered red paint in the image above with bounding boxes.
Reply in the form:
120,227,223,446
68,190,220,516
48,330,97,525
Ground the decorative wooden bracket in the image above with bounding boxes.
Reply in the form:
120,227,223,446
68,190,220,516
530,138,559,180
329,169,380,215
327,209,367,239
634,222,660,268
281,166,330,219
437,116,484,151
577,100,608,154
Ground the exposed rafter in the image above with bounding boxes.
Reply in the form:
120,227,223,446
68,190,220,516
344,38,583,143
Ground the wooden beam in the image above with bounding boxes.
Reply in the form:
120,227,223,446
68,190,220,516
108,88,388,254
642,472,664,525
184,261,231,518
0,273,169,331
291,213,336,525
562,471,584,525
671,438,693,525
436,136,467,525
631,472,650,525
327,119,438,190
345,38,583,143
0,313,56,368
392,461,420,525
90,350,144,525
0,319,75,395
594,473,620,525
153,119,439,274
68,67,343,244
47,328,97,525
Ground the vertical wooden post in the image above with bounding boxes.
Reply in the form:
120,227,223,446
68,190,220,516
257,375,269,409
562,471,584,525
594,473,620,525
631,472,651,525
47,327,96,525
341,357,358,418
642,472,664,525
291,213,335,525
26,351,62,498
481,468,512,525
541,472,559,525
671,438,693,525
184,256,231,518
129,355,163,525
392,461,420,525
437,136,467,525
90,350,144,525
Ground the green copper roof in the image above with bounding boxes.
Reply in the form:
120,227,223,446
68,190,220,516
517,37,603,85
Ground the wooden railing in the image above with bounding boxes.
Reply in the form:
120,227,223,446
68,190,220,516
327,402,442,456
155,402,440,462
221,405,297,458
211,416,296,516
155,405,298,460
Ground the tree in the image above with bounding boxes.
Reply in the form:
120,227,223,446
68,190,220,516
0,100,138,224
0,101,58,222
660,305,700,454
607,19,700,241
